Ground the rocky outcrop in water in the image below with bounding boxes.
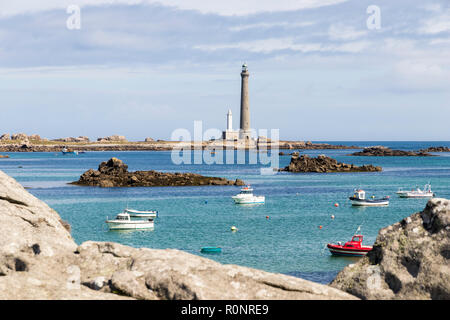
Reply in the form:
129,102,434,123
331,198,450,300
0,169,356,300
278,141,360,150
280,154,382,173
72,157,245,187
419,146,450,153
349,146,433,157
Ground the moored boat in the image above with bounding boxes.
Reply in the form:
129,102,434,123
124,208,158,218
232,185,265,204
61,147,78,155
327,234,372,257
396,184,435,198
201,246,222,253
105,212,154,230
349,189,389,206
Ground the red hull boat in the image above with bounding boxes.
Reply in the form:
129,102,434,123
327,235,372,257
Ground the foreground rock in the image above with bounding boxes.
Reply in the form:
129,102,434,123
349,146,433,157
72,157,245,187
0,170,355,300
280,154,382,173
419,146,450,153
331,198,450,300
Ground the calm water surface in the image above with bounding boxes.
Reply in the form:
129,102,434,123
1,141,449,284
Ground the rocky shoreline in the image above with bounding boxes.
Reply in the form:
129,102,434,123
0,169,356,300
0,169,448,299
71,157,245,187
280,154,382,173
0,141,361,152
348,146,434,157
331,198,450,299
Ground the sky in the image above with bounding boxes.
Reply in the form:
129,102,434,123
0,0,449,141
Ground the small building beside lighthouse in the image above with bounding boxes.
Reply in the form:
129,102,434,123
222,109,239,141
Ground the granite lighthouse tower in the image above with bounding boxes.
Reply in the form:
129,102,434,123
239,63,251,140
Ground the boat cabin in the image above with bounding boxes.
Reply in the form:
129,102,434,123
115,213,131,221
344,235,364,248
353,190,366,200
240,186,254,194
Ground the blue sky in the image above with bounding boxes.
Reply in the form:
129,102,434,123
0,0,449,141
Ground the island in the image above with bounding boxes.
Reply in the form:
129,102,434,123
280,154,382,173
348,146,434,157
0,132,362,152
71,157,245,187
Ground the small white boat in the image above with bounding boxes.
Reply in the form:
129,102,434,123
105,212,154,230
124,208,158,218
232,185,265,204
396,184,435,198
61,147,78,155
349,189,389,207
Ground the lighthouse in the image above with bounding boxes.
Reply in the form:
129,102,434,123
221,63,253,142
239,63,251,140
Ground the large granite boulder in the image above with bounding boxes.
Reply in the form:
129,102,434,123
11,133,28,141
0,134,10,141
53,136,90,143
0,169,355,300
280,154,382,173
97,135,127,142
331,198,450,300
28,134,41,141
73,158,245,187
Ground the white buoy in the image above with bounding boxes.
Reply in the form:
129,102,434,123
231,226,238,232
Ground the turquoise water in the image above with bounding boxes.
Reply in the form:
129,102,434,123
1,141,449,284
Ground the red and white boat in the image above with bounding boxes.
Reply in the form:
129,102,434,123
327,234,372,257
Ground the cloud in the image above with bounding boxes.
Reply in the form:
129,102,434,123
0,0,348,17
328,24,368,41
195,37,371,54
418,10,450,34
229,21,315,32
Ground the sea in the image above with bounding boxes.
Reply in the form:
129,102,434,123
1,141,449,285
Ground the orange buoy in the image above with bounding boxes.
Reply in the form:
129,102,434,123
319,225,323,229
334,203,339,207
266,216,269,220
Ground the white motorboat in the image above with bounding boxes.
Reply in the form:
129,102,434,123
396,184,435,198
349,189,389,207
105,212,154,230
124,208,158,218
232,185,265,204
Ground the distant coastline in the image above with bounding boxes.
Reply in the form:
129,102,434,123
0,139,361,152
